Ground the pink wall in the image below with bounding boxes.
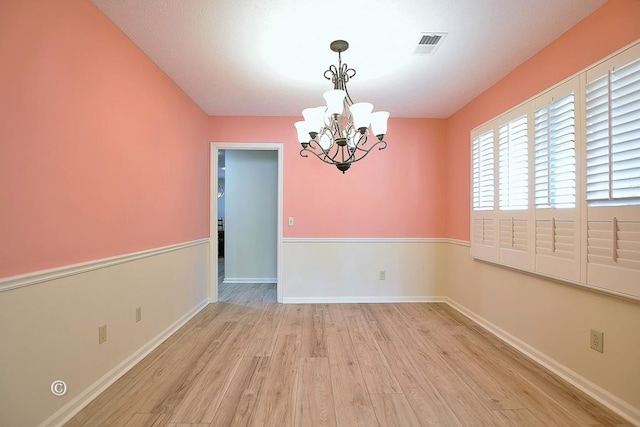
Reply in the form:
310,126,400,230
209,116,448,238
445,0,640,241
5,0,636,277
0,0,210,278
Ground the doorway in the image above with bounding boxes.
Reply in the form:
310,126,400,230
210,143,283,303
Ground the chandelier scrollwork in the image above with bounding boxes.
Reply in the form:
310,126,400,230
295,40,390,173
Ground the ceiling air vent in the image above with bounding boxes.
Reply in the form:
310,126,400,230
414,32,448,55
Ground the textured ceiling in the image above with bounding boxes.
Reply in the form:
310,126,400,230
91,0,606,118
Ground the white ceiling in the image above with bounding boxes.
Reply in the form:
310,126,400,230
91,0,605,118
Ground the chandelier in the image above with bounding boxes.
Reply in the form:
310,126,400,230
294,40,390,173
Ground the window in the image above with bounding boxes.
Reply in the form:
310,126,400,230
534,93,576,209
499,114,528,210
586,57,640,206
470,41,640,299
533,81,580,282
496,109,531,269
472,130,495,211
471,125,498,262
584,46,640,297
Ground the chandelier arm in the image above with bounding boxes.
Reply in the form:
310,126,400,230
302,139,339,164
302,125,384,167
343,86,355,105
299,135,357,166
310,139,335,163
345,125,358,162
343,133,367,163
330,145,354,165
355,136,370,149
324,65,339,86
346,148,358,164
352,129,366,146
299,139,386,166
348,139,388,163
332,119,340,137
345,146,356,164
299,146,344,165
340,63,356,104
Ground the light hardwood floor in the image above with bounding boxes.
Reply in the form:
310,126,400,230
66,283,630,426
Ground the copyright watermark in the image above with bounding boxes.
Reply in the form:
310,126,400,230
51,380,67,396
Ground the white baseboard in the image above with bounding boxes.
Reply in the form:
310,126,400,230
40,299,210,427
445,297,640,426
283,296,446,304
223,277,277,284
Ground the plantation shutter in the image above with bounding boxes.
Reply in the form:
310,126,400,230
468,41,640,300
473,130,495,211
471,126,498,261
533,81,580,282
534,93,576,209
497,108,532,270
585,45,640,297
499,115,529,210
586,56,640,205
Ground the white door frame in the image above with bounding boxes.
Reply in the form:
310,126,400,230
209,142,284,303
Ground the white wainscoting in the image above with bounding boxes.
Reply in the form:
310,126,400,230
281,238,448,303
4,237,636,425
0,240,210,427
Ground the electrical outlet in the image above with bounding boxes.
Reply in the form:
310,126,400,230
379,270,386,280
590,328,604,353
98,325,107,344
136,306,142,323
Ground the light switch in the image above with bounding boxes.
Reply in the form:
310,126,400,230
288,217,294,226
